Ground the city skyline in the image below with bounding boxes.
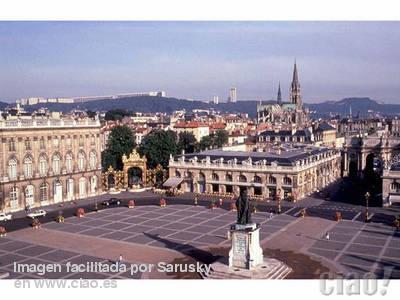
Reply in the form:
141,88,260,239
0,21,399,103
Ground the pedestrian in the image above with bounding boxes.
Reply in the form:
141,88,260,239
116,254,123,268
325,232,330,240
269,210,274,219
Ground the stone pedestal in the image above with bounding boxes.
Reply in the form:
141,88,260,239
228,223,263,270
201,223,292,279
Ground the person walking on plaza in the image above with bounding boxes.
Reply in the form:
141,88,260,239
325,232,330,240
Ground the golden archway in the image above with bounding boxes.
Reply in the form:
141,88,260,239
123,149,147,189
102,165,124,191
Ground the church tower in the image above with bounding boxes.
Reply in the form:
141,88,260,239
290,61,302,107
277,82,282,105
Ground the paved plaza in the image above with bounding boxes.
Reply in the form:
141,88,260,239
0,201,399,279
308,219,400,278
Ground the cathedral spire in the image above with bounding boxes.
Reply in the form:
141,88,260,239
277,81,282,104
290,60,302,107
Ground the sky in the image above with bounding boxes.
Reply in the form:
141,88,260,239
0,21,399,104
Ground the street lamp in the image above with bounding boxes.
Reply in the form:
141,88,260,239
365,192,370,223
276,188,282,214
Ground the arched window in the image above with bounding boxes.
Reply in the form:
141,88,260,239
268,176,277,185
52,154,61,175
283,177,292,186
25,185,35,207
23,156,33,178
65,153,73,173
175,170,181,178
78,152,85,171
39,155,48,176
67,178,74,200
254,175,262,183
239,175,247,182
212,173,219,181
79,177,87,198
226,174,233,182
91,176,97,194
10,186,19,204
8,158,18,180
39,183,48,202
89,151,97,170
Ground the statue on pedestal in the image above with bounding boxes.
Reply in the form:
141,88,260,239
235,189,252,225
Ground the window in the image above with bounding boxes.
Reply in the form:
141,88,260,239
9,187,19,210
226,174,233,182
239,175,247,182
53,137,59,148
8,158,18,180
23,156,33,178
78,152,85,171
90,135,95,145
67,178,74,200
40,183,48,202
254,175,262,183
39,155,48,176
79,136,84,147
283,177,292,185
9,138,16,152
40,137,45,150
66,153,73,173
25,138,31,150
175,170,181,178
66,136,71,148
212,173,219,181
10,186,19,203
52,154,61,175
268,176,277,185
79,177,87,198
89,151,97,170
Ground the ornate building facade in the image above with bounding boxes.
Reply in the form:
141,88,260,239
257,62,309,128
168,145,341,201
0,117,102,212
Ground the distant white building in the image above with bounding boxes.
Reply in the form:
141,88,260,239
228,88,237,103
213,96,219,104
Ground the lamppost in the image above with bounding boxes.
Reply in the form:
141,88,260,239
276,188,282,214
365,192,370,223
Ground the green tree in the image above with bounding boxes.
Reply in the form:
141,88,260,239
104,109,131,121
199,129,229,150
86,110,97,119
139,130,178,169
177,131,198,154
101,125,136,171
214,129,229,148
199,135,214,151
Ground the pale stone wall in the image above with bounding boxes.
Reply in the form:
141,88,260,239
168,151,341,202
0,121,102,212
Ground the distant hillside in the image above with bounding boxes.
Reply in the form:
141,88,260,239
25,96,262,117
0,101,9,110
22,96,400,118
306,97,400,117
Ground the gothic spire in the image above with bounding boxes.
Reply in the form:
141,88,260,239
291,60,299,89
290,60,302,106
277,82,282,104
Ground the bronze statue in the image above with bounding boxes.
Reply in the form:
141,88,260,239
236,189,252,225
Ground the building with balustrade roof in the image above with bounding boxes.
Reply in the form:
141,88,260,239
0,116,102,212
167,144,341,201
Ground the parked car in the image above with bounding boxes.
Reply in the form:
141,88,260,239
101,198,121,206
0,212,12,222
27,209,47,219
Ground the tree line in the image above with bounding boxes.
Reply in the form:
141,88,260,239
101,125,228,171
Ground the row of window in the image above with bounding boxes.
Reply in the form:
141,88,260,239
175,170,293,185
9,176,97,205
7,135,97,152
7,151,97,180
